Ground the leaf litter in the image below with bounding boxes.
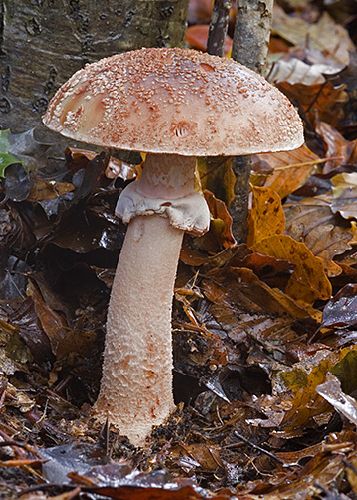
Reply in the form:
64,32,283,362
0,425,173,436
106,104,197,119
0,1,357,498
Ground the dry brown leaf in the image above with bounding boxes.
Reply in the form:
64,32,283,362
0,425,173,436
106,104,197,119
268,57,327,86
316,121,357,174
203,190,236,249
27,179,75,202
251,145,319,199
247,186,285,247
253,235,332,304
278,81,348,126
285,201,353,276
178,443,223,471
272,6,354,69
204,267,318,320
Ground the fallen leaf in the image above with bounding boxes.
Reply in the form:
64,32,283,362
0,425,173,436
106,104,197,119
285,200,353,276
251,145,320,199
202,190,236,250
27,179,75,202
253,235,332,304
198,157,236,207
247,186,285,247
268,57,326,86
178,443,223,471
278,81,348,126
316,373,357,426
330,172,357,220
316,121,357,174
272,6,354,69
204,267,318,319
322,284,357,329
280,345,357,430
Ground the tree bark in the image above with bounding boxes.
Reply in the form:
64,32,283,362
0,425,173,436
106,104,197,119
0,0,189,132
231,0,273,243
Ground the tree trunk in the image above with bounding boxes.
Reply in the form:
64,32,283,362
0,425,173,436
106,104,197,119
231,0,273,242
0,0,189,132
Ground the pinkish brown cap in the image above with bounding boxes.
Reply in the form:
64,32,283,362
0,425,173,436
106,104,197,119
43,48,304,156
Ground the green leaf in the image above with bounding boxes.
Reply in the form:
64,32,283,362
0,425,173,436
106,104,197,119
0,152,21,177
0,129,22,177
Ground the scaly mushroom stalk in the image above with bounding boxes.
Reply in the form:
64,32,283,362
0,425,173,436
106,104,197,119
94,154,210,445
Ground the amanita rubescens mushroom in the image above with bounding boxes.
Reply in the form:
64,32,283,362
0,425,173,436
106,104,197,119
43,48,304,445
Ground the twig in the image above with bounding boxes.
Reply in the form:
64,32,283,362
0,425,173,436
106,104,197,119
231,1,274,243
207,0,232,57
234,431,285,465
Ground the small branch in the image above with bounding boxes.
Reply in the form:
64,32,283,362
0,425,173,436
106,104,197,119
234,431,284,465
231,0,274,243
232,0,273,75
207,0,232,57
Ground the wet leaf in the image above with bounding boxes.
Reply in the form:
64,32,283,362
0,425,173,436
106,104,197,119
4,163,32,202
178,443,223,471
247,186,285,247
0,153,21,177
0,129,22,177
280,346,357,429
316,373,357,426
322,284,357,328
27,179,75,202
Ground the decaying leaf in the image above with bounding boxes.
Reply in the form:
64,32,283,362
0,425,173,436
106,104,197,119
27,179,75,202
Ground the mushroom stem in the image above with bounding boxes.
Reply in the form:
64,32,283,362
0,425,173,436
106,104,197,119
95,154,210,446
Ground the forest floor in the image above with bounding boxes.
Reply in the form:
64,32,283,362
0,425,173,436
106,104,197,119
0,1,357,498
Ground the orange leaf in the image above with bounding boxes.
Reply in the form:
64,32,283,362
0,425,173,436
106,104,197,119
247,186,285,247
253,235,332,304
252,145,320,199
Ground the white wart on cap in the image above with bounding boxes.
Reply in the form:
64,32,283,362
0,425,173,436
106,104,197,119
44,47,304,156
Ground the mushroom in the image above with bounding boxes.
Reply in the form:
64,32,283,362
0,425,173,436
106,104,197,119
43,48,304,446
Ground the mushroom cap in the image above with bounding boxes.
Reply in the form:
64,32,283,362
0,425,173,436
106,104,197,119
43,48,304,156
